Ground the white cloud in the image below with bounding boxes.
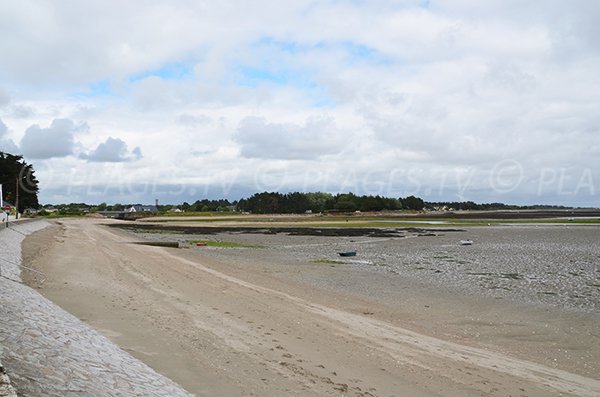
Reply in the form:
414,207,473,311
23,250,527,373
81,137,142,162
235,116,345,160
0,1,598,205
19,118,79,159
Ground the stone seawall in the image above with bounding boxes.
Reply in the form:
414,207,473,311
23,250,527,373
0,359,17,397
0,221,193,397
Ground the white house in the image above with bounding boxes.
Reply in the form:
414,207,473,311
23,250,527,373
127,205,159,213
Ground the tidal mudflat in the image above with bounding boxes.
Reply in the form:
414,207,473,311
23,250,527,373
122,223,600,313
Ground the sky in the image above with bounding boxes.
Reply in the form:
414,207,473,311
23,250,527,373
0,0,599,206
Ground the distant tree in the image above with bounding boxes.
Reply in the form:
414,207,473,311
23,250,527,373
189,200,200,212
236,198,248,212
383,197,401,210
283,192,311,213
401,195,424,211
358,195,387,211
242,192,283,213
334,193,358,212
0,152,40,212
306,192,334,213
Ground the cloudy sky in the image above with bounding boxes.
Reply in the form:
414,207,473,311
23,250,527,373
1,0,598,206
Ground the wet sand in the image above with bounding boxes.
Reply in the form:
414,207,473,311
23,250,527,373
22,218,600,396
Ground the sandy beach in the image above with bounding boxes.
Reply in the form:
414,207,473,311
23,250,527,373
0,220,192,397
22,218,600,396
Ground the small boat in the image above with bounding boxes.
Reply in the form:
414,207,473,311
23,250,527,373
460,240,473,245
338,251,357,257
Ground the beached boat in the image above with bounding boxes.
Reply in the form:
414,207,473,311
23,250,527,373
338,251,357,257
460,240,473,245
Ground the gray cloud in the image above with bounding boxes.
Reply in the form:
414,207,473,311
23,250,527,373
19,118,81,159
0,88,9,107
235,116,344,160
0,118,19,153
82,137,142,162
177,113,212,127
10,104,35,119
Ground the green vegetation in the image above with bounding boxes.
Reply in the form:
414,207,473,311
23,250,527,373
37,203,94,217
160,199,234,213
237,192,424,213
37,210,87,218
0,152,39,212
31,186,599,223
188,240,264,248
159,211,241,217
310,259,344,264
131,228,173,234
157,214,600,227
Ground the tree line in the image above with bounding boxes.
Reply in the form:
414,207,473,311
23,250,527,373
0,152,39,213
96,193,425,214
39,193,582,216
42,192,426,214
236,192,425,213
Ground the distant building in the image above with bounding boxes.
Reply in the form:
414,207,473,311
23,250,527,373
127,205,158,213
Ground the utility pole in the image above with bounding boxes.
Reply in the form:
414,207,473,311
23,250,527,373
0,183,4,226
15,177,19,220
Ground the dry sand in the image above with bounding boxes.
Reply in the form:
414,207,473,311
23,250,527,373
22,218,600,396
